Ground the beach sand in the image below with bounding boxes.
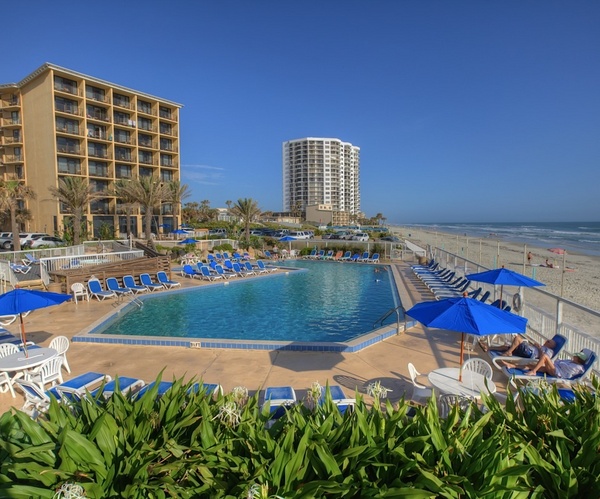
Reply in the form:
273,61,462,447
391,225,600,314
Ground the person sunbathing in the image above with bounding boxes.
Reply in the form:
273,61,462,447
525,351,588,379
480,335,556,362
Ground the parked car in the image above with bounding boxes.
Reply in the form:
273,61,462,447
380,236,401,242
209,228,227,236
25,236,66,248
352,232,369,242
19,233,50,248
288,230,312,240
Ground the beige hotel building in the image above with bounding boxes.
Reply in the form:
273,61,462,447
0,63,182,238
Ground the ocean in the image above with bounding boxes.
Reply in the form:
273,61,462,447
399,222,600,257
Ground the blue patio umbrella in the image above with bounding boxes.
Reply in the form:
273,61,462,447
466,266,544,311
0,289,72,357
406,296,528,380
178,238,199,245
278,235,297,252
172,229,188,235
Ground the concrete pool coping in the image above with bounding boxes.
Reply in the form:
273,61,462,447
73,260,407,352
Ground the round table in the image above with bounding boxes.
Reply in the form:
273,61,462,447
428,367,496,399
0,347,58,373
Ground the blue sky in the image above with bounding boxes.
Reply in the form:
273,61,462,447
4,1,600,223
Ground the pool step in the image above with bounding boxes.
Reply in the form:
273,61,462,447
189,341,202,349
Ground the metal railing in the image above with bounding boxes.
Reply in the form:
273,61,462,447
429,247,600,379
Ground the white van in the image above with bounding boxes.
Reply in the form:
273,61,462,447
289,230,312,240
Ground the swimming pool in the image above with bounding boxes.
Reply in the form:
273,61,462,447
78,260,402,351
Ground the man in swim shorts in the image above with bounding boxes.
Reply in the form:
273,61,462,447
481,335,556,361
526,351,588,379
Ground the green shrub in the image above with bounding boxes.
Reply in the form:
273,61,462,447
0,376,598,498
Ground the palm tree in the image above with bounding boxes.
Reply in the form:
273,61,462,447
49,177,99,246
113,179,139,238
0,177,36,252
117,176,167,247
230,198,261,241
164,180,190,230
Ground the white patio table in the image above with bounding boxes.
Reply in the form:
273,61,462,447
0,347,58,380
428,367,496,399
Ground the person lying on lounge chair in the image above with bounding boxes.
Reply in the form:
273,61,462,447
480,335,556,362
524,351,588,379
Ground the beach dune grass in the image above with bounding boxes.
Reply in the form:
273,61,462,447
0,375,598,497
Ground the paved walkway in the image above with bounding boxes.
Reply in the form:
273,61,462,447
0,262,508,414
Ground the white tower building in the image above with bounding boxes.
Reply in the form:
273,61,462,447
282,137,360,215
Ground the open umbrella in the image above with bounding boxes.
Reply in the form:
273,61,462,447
406,296,527,380
178,238,199,245
172,229,188,235
466,266,544,311
279,235,297,252
0,289,72,357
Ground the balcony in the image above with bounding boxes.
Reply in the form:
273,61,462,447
138,122,156,133
56,125,82,137
86,92,109,104
137,106,156,117
86,113,111,123
55,106,82,117
57,146,81,155
88,150,111,160
1,136,23,146
54,84,81,96
114,135,133,145
138,139,155,149
115,153,134,162
113,98,133,110
159,126,177,137
139,156,156,166
1,117,21,127
1,96,20,108
3,154,24,164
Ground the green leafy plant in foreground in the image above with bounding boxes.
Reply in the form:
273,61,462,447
0,376,598,498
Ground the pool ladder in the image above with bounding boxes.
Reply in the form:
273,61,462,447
373,305,405,334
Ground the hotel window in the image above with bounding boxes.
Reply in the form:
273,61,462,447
89,161,109,177
114,130,131,144
86,85,106,102
115,147,132,161
138,133,153,148
161,203,173,215
57,137,80,154
159,106,172,119
160,138,172,151
139,151,153,165
57,157,81,175
113,93,131,108
160,122,172,135
160,170,173,182
139,167,153,177
138,100,152,114
56,117,79,135
88,142,107,158
87,124,107,139
14,147,22,160
86,104,108,122
115,164,132,178
114,111,131,125
138,117,152,131
160,154,173,167
10,111,20,124
90,199,110,214
90,179,109,193
54,76,78,94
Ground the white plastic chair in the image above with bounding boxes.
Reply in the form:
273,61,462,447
462,358,494,381
408,362,433,405
29,357,64,391
438,394,474,419
0,315,18,326
49,335,71,373
0,343,19,397
71,282,89,304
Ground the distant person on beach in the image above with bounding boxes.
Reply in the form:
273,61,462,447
481,336,556,364
525,351,588,379
527,252,533,264
545,258,554,268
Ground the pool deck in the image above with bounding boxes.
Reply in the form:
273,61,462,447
0,261,508,414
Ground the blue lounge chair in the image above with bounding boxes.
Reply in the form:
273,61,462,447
503,348,596,388
339,251,352,261
52,372,112,399
187,382,222,398
22,253,41,265
367,253,380,264
320,385,356,414
490,334,568,369
323,250,334,260
0,328,26,346
232,262,250,277
106,277,133,296
156,271,181,289
90,376,145,399
264,250,273,259
87,279,117,301
478,290,491,303
262,386,297,420
182,264,201,279
215,264,234,279
350,253,361,262
123,275,149,294
304,249,317,259
139,273,164,291
256,260,277,273
359,251,370,262
315,250,325,259
135,381,174,399
10,263,31,274
244,261,257,275
200,265,223,281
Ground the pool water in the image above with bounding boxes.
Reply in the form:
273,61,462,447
97,260,400,343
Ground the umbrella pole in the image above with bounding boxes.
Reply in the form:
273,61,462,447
19,313,28,358
459,332,465,382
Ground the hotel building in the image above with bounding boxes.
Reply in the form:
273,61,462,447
0,63,182,237
282,137,360,220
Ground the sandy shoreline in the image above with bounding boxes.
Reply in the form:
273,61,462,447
390,225,600,314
